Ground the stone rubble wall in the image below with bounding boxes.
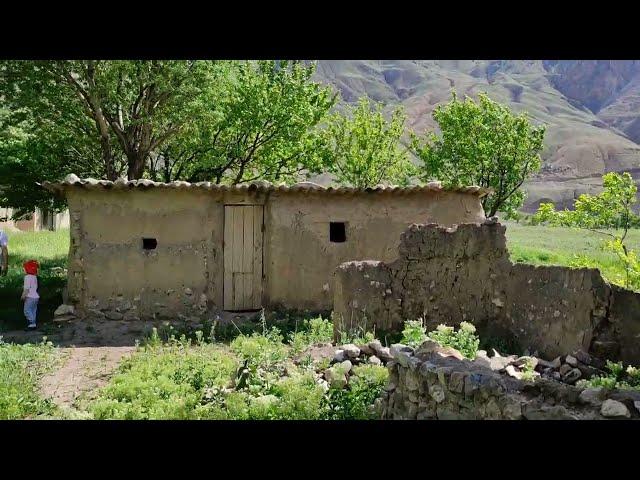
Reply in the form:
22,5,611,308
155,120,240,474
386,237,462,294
380,342,640,420
333,220,640,365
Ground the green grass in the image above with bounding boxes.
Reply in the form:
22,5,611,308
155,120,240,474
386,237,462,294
89,322,388,420
0,339,58,419
505,222,640,288
0,229,69,331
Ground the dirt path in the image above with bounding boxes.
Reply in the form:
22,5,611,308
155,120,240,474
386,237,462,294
39,346,135,413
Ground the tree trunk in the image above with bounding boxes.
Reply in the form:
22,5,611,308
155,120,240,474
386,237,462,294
127,152,147,180
101,137,116,181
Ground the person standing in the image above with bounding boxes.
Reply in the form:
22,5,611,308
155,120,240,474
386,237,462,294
0,229,8,276
22,260,39,330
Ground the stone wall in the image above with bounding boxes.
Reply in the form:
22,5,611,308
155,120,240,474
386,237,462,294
333,220,640,365
380,341,640,420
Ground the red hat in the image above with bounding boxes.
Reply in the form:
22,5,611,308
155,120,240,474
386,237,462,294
23,260,39,275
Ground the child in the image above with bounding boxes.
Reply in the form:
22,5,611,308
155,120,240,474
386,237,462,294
21,260,39,330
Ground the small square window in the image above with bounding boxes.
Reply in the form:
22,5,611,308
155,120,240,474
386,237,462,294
142,238,158,250
330,222,346,243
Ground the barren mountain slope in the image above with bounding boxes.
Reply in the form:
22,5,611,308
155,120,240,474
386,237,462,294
314,60,640,211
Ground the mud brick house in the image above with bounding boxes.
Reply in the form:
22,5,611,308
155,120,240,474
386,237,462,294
43,174,490,319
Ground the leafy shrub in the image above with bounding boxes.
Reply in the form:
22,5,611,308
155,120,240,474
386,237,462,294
400,320,480,358
428,322,479,359
322,364,388,420
230,327,288,370
577,360,640,391
0,338,58,419
400,319,428,348
90,338,237,420
288,316,333,354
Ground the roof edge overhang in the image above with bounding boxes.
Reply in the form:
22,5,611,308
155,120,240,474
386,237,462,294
42,174,494,198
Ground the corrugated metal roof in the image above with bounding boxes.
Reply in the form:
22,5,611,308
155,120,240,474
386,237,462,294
42,174,493,197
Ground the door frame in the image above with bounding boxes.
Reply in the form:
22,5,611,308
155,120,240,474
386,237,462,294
223,204,265,311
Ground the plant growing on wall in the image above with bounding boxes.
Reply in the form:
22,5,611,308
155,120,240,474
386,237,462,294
533,172,640,290
319,96,415,188
411,92,546,218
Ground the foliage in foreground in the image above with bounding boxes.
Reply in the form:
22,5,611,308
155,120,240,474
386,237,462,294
0,338,57,419
90,319,387,420
577,360,640,392
533,172,640,290
400,319,480,359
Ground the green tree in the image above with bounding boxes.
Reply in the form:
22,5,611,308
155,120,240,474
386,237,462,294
0,60,224,181
154,60,336,184
320,97,414,188
411,92,546,218
533,172,640,289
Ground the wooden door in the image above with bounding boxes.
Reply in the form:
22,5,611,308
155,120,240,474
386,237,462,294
223,205,264,310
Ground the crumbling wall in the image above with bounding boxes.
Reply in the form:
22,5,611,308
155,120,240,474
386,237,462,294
264,190,486,312
380,342,640,420
333,221,640,364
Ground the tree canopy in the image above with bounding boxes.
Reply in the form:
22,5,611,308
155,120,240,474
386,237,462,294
411,92,546,218
319,97,415,188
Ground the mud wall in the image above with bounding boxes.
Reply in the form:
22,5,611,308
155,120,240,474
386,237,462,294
65,188,486,318
264,191,485,311
333,221,640,364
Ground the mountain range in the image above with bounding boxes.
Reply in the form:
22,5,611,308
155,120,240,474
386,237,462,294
313,60,640,212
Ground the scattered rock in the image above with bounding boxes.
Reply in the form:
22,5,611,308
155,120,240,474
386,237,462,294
377,347,393,362
562,368,582,385
54,304,75,317
358,344,374,356
340,360,354,374
579,387,606,406
333,350,346,363
183,287,193,296
368,355,382,366
87,309,105,319
505,365,523,380
104,311,124,321
600,399,631,418
565,355,578,367
573,350,592,365
341,344,361,359
324,367,347,389
559,364,573,376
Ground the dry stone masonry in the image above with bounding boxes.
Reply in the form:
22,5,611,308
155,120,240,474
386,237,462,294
333,220,640,365
379,340,640,420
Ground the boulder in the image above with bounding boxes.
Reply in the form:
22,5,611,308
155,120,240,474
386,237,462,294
358,343,374,356
333,350,346,363
578,387,606,407
341,344,361,359
573,350,592,365
562,368,582,385
54,304,75,317
600,399,631,418
368,355,382,366
324,367,348,389
564,355,578,367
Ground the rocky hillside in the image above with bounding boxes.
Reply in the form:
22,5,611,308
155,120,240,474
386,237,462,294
314,60,640,212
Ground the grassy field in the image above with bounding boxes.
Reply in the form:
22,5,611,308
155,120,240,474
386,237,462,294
0,229,69,330
504,221,640,287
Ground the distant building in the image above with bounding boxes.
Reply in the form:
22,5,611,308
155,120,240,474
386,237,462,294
0,207,70,232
